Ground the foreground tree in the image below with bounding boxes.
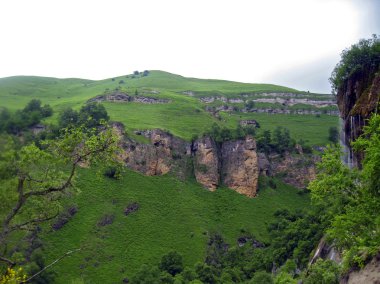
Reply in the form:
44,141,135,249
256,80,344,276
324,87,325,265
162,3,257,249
0,123,120,271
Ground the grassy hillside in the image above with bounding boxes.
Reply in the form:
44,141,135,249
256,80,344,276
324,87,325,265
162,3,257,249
0,71,296,111
0,71,333,282
42,169,309,283
0,71,338,145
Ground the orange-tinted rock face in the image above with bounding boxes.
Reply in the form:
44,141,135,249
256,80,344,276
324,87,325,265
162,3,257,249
193,137,220,191
121,129,190,178
221,137,259,197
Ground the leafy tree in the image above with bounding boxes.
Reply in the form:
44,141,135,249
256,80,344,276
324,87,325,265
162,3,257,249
40,104,53,118
58,108,79,129
272,127,292,154
159,251,184,276
220,127,232,142
131,264,161,284
0,101,53,135
268,209,324,268
23,99,42,113
303,259,340,284
194,262,218,284
249,271,273,284
257,130,271,154
0,108,11,132
180,267,197,282
235,124,245,139
0,124,119,268
79,103,109,128
274,272,296,284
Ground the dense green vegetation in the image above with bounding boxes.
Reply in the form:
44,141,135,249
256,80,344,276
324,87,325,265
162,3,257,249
40,171,309,283
330,34,380,93
309,114,380,271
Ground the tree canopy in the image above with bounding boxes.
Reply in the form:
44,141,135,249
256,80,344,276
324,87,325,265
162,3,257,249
329,34,380,93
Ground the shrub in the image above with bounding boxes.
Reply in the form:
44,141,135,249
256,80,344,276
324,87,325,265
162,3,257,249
104,166,120,179
249,271,273,284
303,259,340,284
159,251,184,276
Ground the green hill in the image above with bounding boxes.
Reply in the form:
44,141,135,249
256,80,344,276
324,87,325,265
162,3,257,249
0,70,337,144
0,71,337,283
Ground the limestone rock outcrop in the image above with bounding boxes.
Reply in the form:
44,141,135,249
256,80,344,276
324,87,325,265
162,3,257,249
221,137,259,197
88,91,170,104
258,152,317,189
119,128,191,179
193,137,220,191
270,153,317,189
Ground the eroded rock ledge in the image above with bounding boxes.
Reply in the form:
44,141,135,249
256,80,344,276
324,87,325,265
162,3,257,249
88,91,171,104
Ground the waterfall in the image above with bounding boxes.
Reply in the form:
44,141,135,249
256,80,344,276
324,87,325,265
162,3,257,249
339,117,351,167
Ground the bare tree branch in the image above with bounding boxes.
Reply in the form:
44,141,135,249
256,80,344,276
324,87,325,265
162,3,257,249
0,255,15,267
21,248,81,283
8,213,59,233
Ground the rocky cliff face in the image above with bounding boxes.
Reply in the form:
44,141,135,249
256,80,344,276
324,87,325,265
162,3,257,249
193,137,220,191
121,129,191,179
221,137,259,197
114,124,260,197
258,152,317,189
340,251,380,284
337,70,380,166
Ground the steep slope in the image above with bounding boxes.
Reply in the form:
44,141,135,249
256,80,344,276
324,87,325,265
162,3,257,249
41,169,309,283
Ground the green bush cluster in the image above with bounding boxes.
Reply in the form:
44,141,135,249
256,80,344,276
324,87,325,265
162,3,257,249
58,103,109,129
0,99,53,134
256,127,296,154
329,34,380,93
205,123,256,144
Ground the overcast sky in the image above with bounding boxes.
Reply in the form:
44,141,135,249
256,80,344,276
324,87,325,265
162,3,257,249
0,0,379,93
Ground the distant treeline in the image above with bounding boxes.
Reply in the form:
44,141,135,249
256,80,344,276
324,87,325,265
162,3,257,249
202,122,313,155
